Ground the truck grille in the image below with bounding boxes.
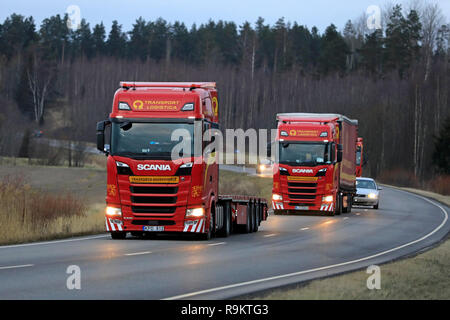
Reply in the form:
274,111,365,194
287,181,317,202
132,206,176,214
130,186,178,194
131,220,176,226
131,196,177,204
127,182,181,215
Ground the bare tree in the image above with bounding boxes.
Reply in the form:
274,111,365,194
27,52,54,124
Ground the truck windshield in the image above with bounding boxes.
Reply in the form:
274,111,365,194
279,142,331,166
111,122,194,160
356,180,376,189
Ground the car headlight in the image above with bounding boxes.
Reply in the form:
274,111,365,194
185,208,204,217
259,165,266,171
272,194,283,201
106,206,122,217
368,193,378,199
322,195,333,202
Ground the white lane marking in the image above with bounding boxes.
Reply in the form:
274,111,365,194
0,264,34,270
300,227,309,231
0,235,109,250
163,191,448,300
124,251,152,256
263,233,277,238
343,217,349,220
208,242,226,247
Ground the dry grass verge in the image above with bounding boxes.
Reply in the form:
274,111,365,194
0,174,104,245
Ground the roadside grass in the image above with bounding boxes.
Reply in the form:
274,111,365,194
253,186,450,300
219,170,272,203
0,174,105,245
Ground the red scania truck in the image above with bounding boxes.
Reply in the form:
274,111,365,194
272,113,358,216
96,82,268,240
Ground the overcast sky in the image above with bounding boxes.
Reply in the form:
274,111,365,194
0,0,448,33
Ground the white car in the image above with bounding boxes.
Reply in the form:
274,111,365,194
353,177,382,209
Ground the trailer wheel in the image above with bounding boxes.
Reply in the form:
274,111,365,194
253,204,259,232
111,232,126,240
217,202,231,237
346,195,352,213
242,204,252,233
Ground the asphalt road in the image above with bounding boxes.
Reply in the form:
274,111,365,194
0,186,448,300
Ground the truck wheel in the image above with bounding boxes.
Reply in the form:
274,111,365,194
373,203,379,209
200,217,213,240
334,194,342,216
253,204,259,232
346,195,352,213
249,203,255,233
111,232,126,240
242,204,252,233
217,202,231,237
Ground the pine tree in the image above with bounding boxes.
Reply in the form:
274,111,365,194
318,24,349,75
359,29,383,74
92,23,106,56
106,20,127,58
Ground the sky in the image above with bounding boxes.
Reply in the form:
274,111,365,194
0,0,448,33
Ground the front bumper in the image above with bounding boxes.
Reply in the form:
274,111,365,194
353,196,378,206
105,216,207,233
272,201,334,213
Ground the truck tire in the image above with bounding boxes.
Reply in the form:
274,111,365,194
334,194,342,216
249,203,255,233
242,204,252,233
111,232,126,240
373,203,379,209
217,202,231,237
199,216,213,240
253,204,259,232
346,195,352,213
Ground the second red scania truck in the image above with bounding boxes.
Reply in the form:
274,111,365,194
272,113,358,216
96,82,268,240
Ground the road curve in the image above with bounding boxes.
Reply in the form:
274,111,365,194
0,186,448,299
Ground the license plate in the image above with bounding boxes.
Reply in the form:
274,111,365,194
295,206,309,210
143,226,164,232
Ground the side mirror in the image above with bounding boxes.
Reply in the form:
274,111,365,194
336,144,343,163
96,120,111,154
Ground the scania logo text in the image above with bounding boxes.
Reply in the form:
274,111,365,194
137,164,171,171
292,169,314,174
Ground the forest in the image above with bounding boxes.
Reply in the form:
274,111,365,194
0,2,448,191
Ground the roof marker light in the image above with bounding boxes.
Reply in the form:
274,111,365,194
118,102,131,110
181,103,194,111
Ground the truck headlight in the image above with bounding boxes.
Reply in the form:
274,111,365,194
322,195,333,202
185,208,204,217
272,194,283,201
368,193,378,199
106,206,122,217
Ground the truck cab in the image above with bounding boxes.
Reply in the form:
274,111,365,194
97,82,219,239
